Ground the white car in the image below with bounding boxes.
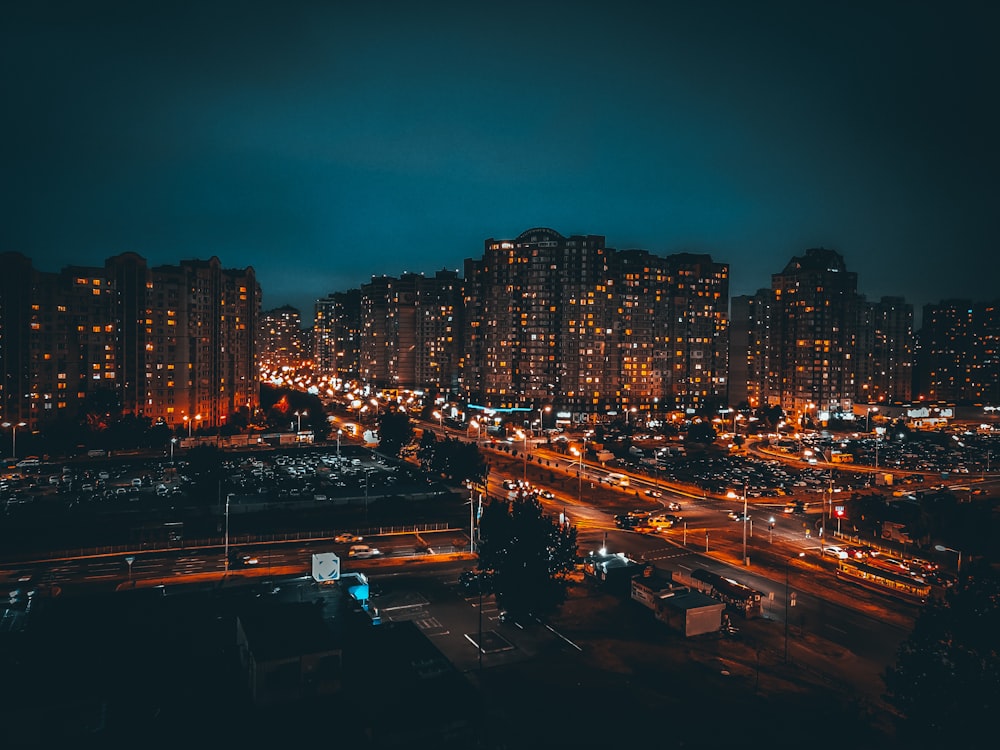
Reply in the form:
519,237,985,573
822,545,848,559
348,544,381,559
335,532,363,544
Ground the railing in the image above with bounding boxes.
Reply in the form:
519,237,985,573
0,522,461,564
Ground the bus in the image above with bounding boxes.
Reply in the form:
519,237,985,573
835,558,930,604
606,472,630,487
691,568,764,618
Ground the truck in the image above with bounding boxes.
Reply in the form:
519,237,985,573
595,449,615,463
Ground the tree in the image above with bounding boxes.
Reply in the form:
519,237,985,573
685,420,716,446
885,567,1000,744
376,411,414,458
476,492,578,619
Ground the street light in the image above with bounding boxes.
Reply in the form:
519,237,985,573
785,552,806,662
224,492,233,574
294,409,307,433
337,429,343,459
742,481,749,565
432,410,443,431
515,430,528,481
469,419,482,444
934,544,962,574
2,421,27,459
537,405,551,436
866,406,879,433
169,437,178,465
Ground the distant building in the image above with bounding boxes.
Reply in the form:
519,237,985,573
0,251,260,433
259,305,307,371
313,288,362,383
915,299,1000,404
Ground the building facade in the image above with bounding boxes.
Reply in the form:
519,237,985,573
0,251,260,434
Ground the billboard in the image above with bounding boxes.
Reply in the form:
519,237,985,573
311,552,340,583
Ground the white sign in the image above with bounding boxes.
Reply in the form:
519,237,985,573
311,552,340,582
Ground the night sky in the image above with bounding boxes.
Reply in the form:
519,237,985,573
3,1,997,325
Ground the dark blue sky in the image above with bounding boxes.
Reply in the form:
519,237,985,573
3,1,997,325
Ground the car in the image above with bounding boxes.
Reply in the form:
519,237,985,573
230,553,259,568
538,489,555,499
727,511,750,522
644,489,663,498
822,545,848,559
844,546,873,559
348,544,381,559
335,532,363,544
664,501,682,511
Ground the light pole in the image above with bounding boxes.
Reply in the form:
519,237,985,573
516,430,528,481
224,493,233,574
785,552,805,662
294,409,307,433
571,446,583,503
432,410,443,432
934,544,962,574
469,419,482,445
337,429,343,458
742,480,749,565
169,437,178,465
2,421,27,459
537,405,551,436
866,406,878,433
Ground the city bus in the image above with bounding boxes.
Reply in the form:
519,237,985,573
606,472,630,487
835,558,930,604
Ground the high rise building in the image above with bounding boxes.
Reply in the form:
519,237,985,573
461,228,729,420
731,249,914,422
915,299,1000,404
260,305,307,371
359,270,462,392
0,251,260,433
313,289,362,385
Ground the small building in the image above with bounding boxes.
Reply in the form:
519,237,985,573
236,602,343,707
582,550,644,595
654,591,726,637
631,565,726,637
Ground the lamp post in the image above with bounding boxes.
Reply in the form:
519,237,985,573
866,406,878,433
432,410,443,432
224,493,233,574
785,552,806,662
537,405,551,436
570,446,583,504
934,544,962,574
294,409,307,433
169,437,178,465
2,421,27,459
742,480,749,565
516,430,528,481
337,429,343,459
469,419,482,445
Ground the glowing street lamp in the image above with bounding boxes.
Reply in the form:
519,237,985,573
2,421,27,459
785,552,806,662
294,409,307,433
469,419,482,444
537,405,551,436
866,406,879,433
432,410,443,431
515,429,528,481
934,544,962,574
337,428,343,458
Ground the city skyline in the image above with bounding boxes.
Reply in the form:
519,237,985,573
3,1,998,321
